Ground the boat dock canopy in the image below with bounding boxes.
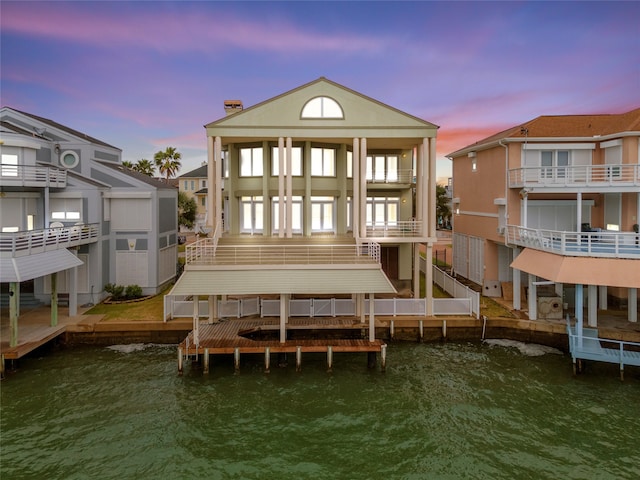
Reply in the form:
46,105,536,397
168,268,397,296
0,249,84,283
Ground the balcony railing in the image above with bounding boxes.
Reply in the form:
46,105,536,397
366,220,423,238
508,164,639,188
185,241,381,267
366,169,414,184
0,224,99,257
506,225,640,258
0,164,67,188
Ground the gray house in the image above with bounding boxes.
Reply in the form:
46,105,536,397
0,107,177,342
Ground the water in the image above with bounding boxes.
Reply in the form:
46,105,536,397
1,341,639,479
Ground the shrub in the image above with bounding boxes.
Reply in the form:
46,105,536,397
125,284,143,299
104,283,125,300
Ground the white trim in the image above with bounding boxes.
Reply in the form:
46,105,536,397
60,150,79,168
601,139,623,149
523,143,595,150
102,191,152,198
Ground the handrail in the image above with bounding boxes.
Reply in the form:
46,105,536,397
366,220,422,237
366,169,414,184
0,223,99,256
0,163,67,188
509,163,639,187
506,225,640,258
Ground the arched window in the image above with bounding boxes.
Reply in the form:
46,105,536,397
301,96,344,119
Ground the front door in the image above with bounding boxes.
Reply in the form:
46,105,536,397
380,246,399,280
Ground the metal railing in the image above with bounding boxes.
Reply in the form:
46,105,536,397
509,164,640,188
366,169,414,184
0,163,67,188
0,224,99,257
506,225,640,258
366,220,423,238
185,241,382,266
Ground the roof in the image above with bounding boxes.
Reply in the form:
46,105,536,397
168,268,396,296
511,249,640,289
448,107,640,157
1,249,84,283
97,161,176,189
2,107,121,150
179,165,208,178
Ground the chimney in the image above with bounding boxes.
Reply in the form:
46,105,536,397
224,100,243,116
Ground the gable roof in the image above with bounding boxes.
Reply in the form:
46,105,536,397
2,106,120,150
97,160,176,189
179,165,208,178
448,107,640,158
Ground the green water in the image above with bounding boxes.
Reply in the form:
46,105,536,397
1,341,639,480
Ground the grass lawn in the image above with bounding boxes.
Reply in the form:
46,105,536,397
85,290,166,321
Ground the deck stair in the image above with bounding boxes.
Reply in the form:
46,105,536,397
567,320,640,380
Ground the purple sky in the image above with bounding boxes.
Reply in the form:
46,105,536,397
2,1,638,183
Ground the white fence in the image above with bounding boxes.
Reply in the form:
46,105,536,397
431,264,480,318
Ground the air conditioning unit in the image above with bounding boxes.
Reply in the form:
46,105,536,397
537,296,563,320
497,227,505,235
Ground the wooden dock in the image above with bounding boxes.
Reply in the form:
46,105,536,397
178,317,387,374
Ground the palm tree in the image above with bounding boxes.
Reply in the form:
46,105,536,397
134,158,155,176
122,160,134,169
154,147,182,183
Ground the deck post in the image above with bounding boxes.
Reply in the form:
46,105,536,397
418,320,423,342
369,293,375,342
203,348,209,374
264,347,270,373
9,282,19,347
381,344,387,372
629,288,637,323
50,272,58,327
296,346,302,372
234,347,240,373
327,346,333,372
178,347,183,375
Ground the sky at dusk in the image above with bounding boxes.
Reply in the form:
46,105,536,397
2,1,639,183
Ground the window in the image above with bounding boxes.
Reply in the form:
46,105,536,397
60,150,79,169
201,180,207,189
50,198,82,221
221,153,229,178
366,197,400,227
190,180,195,190
240,147,263,177
301,96,344,119
1,154,18,177
272,147,303,176
239,196,263,233
346,151,353,178
183,181,189,190
272,196,303,233
366,155,399,182
201,197,206,207
346,196,352,231
541,150,570,180
311,147,335,176
311,196,335,232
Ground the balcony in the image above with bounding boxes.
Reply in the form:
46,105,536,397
366,169,414,185
0,224,99,257
508,164,639,191
506,225,640,259
366,220,423,239
0,164,67,188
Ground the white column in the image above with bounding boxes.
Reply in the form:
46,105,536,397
360,138,367,238
207,136,215,231
208,295,217,324
425,244,433,314
193,296,200,347
575,284,584,336
280,294,287,343
286,137,293,238
369,293,375,342
576,192,582,234
528,274,537,320
416,140,425,231
629,288,638,323
352,138,360,239
429,137,437,238
214,136,222,232
278,137,285,238
513,248,521,310
68,265,78,316
413,244,420,299
599,286,608,310
588,284,598,328
522,195,528,227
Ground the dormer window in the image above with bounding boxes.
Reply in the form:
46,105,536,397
60,150,79,169
301,96,344,119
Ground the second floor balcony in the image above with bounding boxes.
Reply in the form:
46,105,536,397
0,163,67,188
509,164,639,191
365,220,423,239
0,223,99,258
506,225,640,259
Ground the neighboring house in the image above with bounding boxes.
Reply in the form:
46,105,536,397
0,107,178,339
178,164,209,232
448,108,640,325
169,77,439,332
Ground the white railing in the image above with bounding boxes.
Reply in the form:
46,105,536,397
185,241,381,266
509,164,640,188
506,225,640,258
366,220,423,238
0,163,67,188
367,169,414,184
0,223,99,257
431,264,480,318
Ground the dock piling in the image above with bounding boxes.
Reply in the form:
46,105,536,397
418,320,423,342
178,347,183,375
234,347,240,373
327,346,333,372
264,347,270,373
203,348,209,374
390,320,395,340
380,344,387,372
442,320,447,339
296,346,302,372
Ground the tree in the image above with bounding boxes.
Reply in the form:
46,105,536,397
154,147,182,182
178,191,197,230
134,158,155,176
122,160,134,169
436,184,451,228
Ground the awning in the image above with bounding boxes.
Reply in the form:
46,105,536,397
511,249,640,289
168,268,397,296
0,249,84,283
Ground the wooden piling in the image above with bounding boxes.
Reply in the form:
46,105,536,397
296,346,302,372
178,347,183,375
203,348,210,374
234,347,240,373
380,344,386,372
264,347,270,373
327,346,333,372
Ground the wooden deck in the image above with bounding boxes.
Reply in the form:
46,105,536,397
178,317,386,373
